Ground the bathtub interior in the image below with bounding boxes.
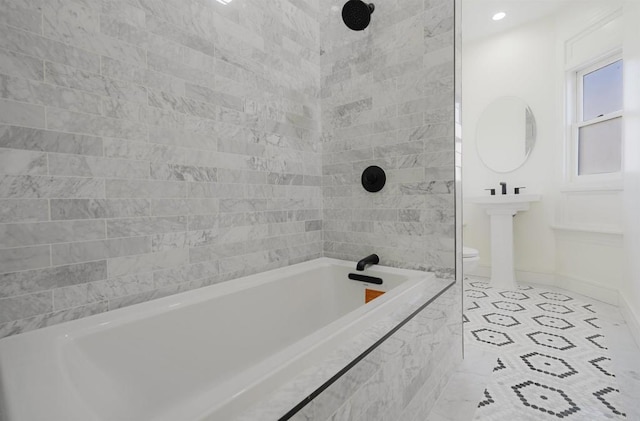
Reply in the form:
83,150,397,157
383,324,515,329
0,258,428,421
63,263,411,420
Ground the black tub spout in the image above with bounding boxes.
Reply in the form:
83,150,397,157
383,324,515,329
356,254,379,271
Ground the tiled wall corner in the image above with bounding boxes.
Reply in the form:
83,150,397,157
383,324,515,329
320,0,456,276
288,284,462,421
0,0,323,338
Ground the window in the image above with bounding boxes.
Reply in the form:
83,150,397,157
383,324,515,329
573,56,623,179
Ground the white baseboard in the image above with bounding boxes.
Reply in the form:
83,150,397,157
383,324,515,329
517,270,556,286
466,265,490,279
554,273,620,305
619,295,640,350
467,266,619,305
467,266,555,286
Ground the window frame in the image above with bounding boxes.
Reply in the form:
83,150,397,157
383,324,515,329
567,52,623,185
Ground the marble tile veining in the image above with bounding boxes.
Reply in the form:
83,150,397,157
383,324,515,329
428,346,497,421
320,0,456,276
0,0,323,336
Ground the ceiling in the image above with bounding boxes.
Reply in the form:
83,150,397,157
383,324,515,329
461,0,569,42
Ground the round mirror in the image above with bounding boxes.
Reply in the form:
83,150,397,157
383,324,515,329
476,97,536,173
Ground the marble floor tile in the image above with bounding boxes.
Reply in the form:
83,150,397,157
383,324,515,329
461,277,640,421
601,312,640,421
427,345,497,421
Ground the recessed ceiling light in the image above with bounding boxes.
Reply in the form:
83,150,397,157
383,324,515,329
492,12,506,21
216,0,233,4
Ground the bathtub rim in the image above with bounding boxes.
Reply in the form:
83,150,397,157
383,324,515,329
0,257,422,345
0,257,435,421
70,257,424,340
66,258,427,421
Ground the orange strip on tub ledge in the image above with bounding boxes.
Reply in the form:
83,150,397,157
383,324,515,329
365,288,385,303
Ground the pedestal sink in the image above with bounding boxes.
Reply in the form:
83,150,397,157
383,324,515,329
467,194,541,289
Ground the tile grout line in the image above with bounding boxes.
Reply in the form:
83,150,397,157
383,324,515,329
463,276,629,420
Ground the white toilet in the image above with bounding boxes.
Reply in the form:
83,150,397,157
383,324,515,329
463,246,480,275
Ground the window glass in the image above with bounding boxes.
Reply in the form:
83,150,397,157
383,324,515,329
578,117,622,175
582,59,623,121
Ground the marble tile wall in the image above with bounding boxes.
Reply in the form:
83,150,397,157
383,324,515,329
320,0,456,276
0,0,323,337
0,0,459,338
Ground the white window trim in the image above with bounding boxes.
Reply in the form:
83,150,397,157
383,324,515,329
564,51,623,189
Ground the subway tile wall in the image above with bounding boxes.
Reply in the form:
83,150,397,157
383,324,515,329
0,0,323,337
320,0,456,276
0,0,458,338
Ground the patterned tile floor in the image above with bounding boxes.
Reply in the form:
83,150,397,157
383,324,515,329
464,277,627,421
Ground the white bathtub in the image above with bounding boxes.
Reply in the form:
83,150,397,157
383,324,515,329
0,258,434,421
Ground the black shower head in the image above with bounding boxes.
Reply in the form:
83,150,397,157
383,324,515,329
342,0,375,31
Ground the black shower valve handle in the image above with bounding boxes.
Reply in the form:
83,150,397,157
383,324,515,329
361,166,386,192
514,187,526,194
485,188,496,196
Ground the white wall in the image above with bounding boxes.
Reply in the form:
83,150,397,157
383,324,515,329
462,2,626,303
462,15,558,277
622,0,640,344
552,5,625,302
